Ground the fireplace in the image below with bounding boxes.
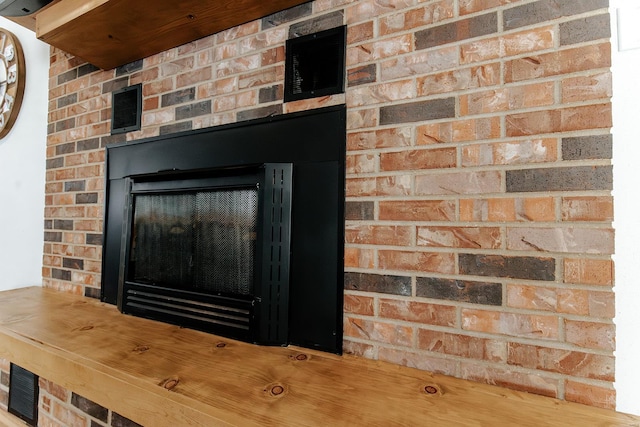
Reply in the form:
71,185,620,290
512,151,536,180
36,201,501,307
101,106,345,353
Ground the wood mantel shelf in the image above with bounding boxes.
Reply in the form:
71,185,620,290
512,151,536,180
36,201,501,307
27,0,310,70
0,287,638,426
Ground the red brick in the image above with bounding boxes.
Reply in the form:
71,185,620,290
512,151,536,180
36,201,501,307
506,227,614,255
564,380,616,410
344,247,375,269
347,21,374,45
344,294,375,316
460,82,554,116
557,289,614,319
345,225,413,246
379,250,455,274
506,104,612,137
418,329,507,362
460,0,513,15
347,127,412,150
346,175,411,197
379,299,457,327
417,226,501,249
342,340,375,358
380,148,456,171
347,108,378,130
460,27,554,64
39,378,69,402
562,72,612,103
561,196,613,222
564,258,613,286
565,320,615,351
507,342,614,381
462,309,559,340
416,116,500,145
505,43,611,83
379,200,455,221
344,317,413,347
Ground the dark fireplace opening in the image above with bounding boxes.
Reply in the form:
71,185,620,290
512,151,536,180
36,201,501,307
102,106,345,353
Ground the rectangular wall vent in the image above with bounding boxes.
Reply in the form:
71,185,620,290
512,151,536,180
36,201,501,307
111,83,142,134
8,364,39,426
284,26,346,102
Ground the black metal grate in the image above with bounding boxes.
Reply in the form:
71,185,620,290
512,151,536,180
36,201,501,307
129,188,258,296
8,364,38,426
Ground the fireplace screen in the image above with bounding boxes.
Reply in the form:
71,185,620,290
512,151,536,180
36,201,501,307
129,188,258,296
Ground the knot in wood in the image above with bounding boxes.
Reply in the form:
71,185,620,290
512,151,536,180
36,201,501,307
132,345,150,354
160,377,180,391
79,325,94,331
295,353,308,361
423,384,443,396
215,342,227,348
270,385,285,396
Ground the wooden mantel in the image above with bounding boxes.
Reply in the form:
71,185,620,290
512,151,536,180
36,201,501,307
9,0,311,69
0,287,638,426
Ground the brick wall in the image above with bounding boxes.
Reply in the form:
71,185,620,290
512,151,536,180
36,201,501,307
41,0,614,409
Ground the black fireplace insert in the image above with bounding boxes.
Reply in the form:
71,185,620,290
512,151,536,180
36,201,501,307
102,106,345,353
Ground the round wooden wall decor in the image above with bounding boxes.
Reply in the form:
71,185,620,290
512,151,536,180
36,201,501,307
0,29,25,139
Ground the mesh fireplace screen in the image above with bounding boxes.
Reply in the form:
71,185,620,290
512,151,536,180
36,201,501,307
129,187,258,296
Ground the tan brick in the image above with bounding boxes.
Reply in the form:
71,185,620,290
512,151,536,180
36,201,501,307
347,79,415,107
415,171,502,195
459,0,513,15
381,47,459,81
347,21,374,45
558,289,615,319
565,320,615,351
460,27,554,64
460,363,559,398
345,225,413,246
342,340,375,358
344,294,375,316
344,317,413,347
417,226,501,249
347,34,412,66
561,196,613,222
347,108,379,130
508,342,614,381
507,227,614,255
346,0,409,24
379,250,455,274
516,197,556,222
462,309,559,340
507,284,557,312
418,63,500,97
378,347,457,376
564,258,613,286
379,299,457,327
462,139,557,166
418,329,507,362
346,153,377,174
564,380,616,410
379,1,454,35
379,200,455,221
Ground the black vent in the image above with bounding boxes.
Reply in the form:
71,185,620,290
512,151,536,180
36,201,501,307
8,364,39,426
285,26,346,102
111,84,142,134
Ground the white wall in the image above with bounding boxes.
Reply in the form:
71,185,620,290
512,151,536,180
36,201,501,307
612,1,640,416
0,18,48,291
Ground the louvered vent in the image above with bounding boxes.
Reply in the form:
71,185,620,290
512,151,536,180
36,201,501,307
8,364,38,426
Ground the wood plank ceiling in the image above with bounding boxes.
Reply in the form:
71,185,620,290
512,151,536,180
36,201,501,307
9,0,311,70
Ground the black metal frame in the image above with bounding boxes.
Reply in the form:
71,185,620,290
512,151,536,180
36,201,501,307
8,363,39,427
102,106,345,353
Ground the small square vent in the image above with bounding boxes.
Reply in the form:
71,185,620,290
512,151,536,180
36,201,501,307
111,83,142,134
284,26,346,102
8,364,39,426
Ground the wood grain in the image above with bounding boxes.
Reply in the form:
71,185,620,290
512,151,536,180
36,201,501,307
0,287,639,426
34,0,311,69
